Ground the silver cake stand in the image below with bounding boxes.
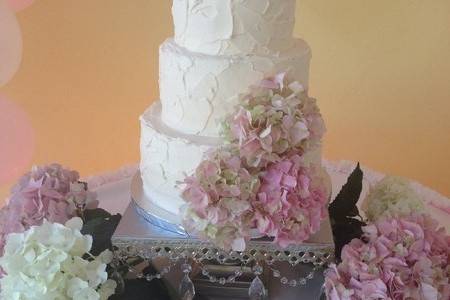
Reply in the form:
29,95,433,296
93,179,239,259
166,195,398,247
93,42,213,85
112,172,335,299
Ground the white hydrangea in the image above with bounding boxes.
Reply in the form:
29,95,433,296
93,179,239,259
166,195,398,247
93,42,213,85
0,217,116,300
364,176,424,221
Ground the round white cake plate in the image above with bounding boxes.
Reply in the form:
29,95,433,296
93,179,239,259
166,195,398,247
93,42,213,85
131,171,187,236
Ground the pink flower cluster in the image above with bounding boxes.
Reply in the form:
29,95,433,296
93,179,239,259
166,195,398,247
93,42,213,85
182,148,258,251
222,73,325,169
183,73,328,251
255,156,328,248
325,214,450,300
0,164,98,255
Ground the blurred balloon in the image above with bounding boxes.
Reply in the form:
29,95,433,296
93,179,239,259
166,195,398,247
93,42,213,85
6,0,34,12
0,94,35,184
0,0,22,87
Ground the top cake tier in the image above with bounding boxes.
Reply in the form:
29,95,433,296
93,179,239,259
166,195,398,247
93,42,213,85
173,0,297,56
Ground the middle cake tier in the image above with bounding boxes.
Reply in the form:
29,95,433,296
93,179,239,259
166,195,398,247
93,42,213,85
159,38,312,137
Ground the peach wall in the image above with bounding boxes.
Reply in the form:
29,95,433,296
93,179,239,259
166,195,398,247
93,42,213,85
1,0,449,204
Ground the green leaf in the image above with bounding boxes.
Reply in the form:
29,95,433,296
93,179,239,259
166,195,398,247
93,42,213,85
328,163,366,261
83,208,112,221
332,218,365,262
328,163,363,221
81,209,121,256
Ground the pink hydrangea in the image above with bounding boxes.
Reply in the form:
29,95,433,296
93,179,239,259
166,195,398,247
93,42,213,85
0,164,98,256
324,214,450,300
183,73,329,250
182,147,259,251
222,73,326,169
11,164,79,195
254,155,328,248
0,206,23,257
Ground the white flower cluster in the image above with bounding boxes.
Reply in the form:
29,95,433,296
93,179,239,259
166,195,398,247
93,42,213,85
0,218,116,300
364,176,424,221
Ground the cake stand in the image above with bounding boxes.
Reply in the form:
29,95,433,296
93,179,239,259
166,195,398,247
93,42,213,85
112,172,335,300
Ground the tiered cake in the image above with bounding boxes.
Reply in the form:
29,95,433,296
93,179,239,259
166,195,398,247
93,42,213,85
140,0,319,218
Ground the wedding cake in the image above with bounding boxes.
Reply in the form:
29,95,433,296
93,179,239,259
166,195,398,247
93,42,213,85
139,0,329,234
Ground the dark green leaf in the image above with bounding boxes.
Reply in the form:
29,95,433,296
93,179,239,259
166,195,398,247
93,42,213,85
83,208,112,221
332,218,365,262
81,210,121,256
328,163,366,261
328,163,363,221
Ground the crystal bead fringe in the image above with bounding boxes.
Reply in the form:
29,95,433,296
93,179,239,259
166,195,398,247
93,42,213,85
179,262,195,300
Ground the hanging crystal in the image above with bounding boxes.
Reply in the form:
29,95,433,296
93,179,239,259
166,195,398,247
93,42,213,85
249,275,266,300
110,270,125,295
318,284,327,300
179,263,195,300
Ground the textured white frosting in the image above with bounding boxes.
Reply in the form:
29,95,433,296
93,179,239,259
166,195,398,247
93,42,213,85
140,102,220,214
159,38,311,137
173,0,296,55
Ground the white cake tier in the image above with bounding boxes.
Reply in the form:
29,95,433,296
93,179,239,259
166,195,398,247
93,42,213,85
140,102,220,215
159,38,311,137
172,0,296,56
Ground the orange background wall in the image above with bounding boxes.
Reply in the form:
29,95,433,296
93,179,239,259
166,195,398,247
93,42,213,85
1,0,449,204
